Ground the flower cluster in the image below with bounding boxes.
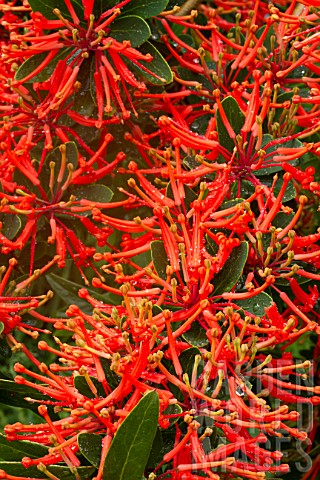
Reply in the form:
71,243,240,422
0,1,319,480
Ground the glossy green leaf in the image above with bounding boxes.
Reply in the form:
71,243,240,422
0,379,46,413
40,142,79,198
45,274,118,313
255,135,302,177
103,391,159,480
162,404,182,426
71,184,113,203
216,96,245,153
182,322,209,347
121,0,169,18
73,56,97,114
78,433,102,468
1,215,21,240
0,433,48,461
274,176,296,202
0,462,95,479
212,242,249,295
0,379,45,401
132,41,173,85
15,48,74,83
28,0,83,22
74,374,106,398
110,16,151,48
146,428,163,468
151,241,168,280
0,323,4,335
179,347,203,379
235,292,273,317
100,358,120,390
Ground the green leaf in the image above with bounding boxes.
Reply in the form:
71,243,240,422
274,176,296,202
45,274,118,314
40,142,79,198
235,292,273,317
182,322,209,347
255,135,302,177
132,41,173,85
162,404,182,427
100,358,120,390
284,331,317,360
0,215,21,240
0,336,11,359
0,323,4,335
15,48,73,83
110,16,151,48
0,434,48,461
166,182,197,210
212,242,249,295
0,379,45,413
78,433,102,468
74,374,106,398
28,0,83,22
71,184,113,203
121,0,169,18
0,462,95,479
216,96,245,153
73,56,97,114
146,428,163,468
179,347,203,379
103,391,159,480
151,241,168,280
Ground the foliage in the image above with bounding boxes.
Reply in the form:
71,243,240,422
0,1,319,480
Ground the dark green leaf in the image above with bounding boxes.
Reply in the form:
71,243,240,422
100,358,120,390
0,323,4,335
78,433,102,468
273,211,294,229
0,462,95,479
166,182,197,210
40,142,79,198
0,337,11,359
103,391,159,480
15,48,74,83
183,155,198,170
71,184,113,203
121,0,169,18
74,374,106,398
131,41,172,85
182,322,209,347
73,56,97,114
146,428,163,468
212,242,249,295
179,347,203,379
162,404,182,426
274,177,296,202
110,16,151,48
1,215,21,240
206,234,218,256
151,241,168,280
45,274,118,314
284,331,317,360
255,135,302,176
235,292,273,317
0,379,45,412
28,0,83,22
216,96,245,153
0,433,48,461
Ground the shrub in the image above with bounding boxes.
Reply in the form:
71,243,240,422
0,1,319,479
